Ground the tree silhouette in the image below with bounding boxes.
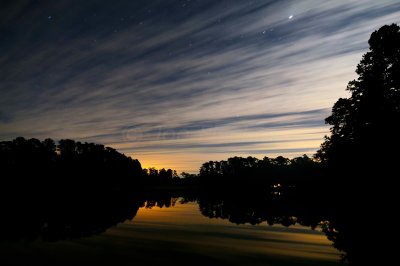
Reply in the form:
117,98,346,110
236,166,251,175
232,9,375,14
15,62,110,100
316,24,400,187
0,137,143,196
195,155,320,190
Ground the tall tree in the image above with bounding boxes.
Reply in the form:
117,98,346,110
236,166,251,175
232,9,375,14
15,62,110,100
316,24,400,185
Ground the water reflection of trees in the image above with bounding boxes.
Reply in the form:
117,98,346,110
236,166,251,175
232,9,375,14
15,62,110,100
0,193,143,242
0,192,181,242
149,187,356,264
194,190,329,229
191,189,375,265
141,194,179,209
1,185,367,264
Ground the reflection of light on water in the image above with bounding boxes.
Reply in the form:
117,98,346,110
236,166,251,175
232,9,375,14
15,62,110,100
273,183,281,188
0,198,341,265
271,183,283,196
135,200,239,226
119,200,342,264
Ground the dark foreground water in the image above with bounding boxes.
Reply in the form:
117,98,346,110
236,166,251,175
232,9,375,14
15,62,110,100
0,198,343,266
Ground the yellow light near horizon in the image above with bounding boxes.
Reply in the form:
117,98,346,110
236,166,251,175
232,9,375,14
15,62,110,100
128,153,196,173
132,201,235,225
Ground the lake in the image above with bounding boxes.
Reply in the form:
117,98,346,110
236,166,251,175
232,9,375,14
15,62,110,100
0,197,343,266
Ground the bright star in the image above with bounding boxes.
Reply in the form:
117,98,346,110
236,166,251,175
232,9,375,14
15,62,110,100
289,15,293,19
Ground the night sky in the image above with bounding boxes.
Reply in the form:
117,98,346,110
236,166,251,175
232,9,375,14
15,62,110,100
1,1,399,172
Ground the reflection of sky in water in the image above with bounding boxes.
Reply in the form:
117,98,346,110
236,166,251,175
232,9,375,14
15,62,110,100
0,201,342,266
113,201,342,265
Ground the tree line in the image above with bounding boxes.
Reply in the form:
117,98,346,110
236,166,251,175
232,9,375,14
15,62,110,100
0,137,143,195
190,155,321,188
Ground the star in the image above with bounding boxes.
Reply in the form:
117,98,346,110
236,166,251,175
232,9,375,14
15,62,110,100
289,15,293,19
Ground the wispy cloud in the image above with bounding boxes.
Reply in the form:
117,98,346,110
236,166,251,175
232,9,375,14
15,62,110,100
1,0,399,172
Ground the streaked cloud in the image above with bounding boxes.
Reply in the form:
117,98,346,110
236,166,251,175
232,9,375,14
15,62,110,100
1,0,399,172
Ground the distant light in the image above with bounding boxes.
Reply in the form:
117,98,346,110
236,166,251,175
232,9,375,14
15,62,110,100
48,15,52,20
289,15,293,19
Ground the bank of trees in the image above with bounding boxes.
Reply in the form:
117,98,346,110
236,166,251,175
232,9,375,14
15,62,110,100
194,154,320,188
199,155,317,177
0,137,143,193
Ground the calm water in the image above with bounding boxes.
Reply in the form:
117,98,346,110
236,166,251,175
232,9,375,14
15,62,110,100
1,198,343,266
